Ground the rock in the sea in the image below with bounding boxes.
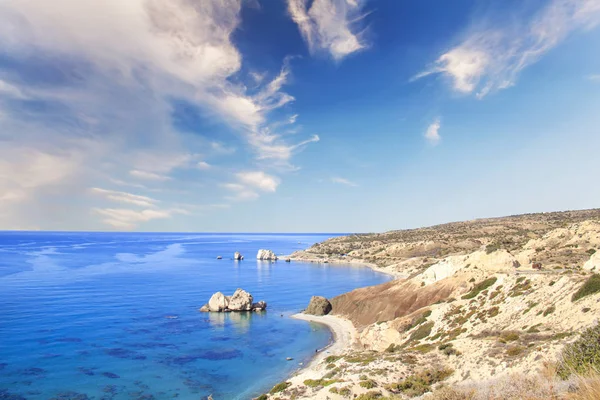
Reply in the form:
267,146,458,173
257,249,278,261
228,288,253,311
200,289,266,312
305,296,332,316
252,300,267,311
285,258,291,262
208,292,229,312
217,256,222,260
234,252,244,260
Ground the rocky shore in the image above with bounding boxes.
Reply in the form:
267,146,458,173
199,288,267,313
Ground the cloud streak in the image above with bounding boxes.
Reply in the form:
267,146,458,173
415,0,600,97
288,0,368,60
331,177,358,187
424,118,441,145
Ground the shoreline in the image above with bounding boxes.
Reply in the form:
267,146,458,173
288,313,358,381
287,256,405,279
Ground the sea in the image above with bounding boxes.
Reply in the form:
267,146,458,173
0,232,391,400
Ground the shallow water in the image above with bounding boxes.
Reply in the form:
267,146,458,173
0,232,390,399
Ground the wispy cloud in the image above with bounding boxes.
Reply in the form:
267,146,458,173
129,170,172,182
197,161,212,170
222,171,281,201
93,208,184,230
0,0,318,229
424,118,441,145
331,177,358,187
287,0,369,60
414,0,600,97
587,74,600,82
90,188,158,208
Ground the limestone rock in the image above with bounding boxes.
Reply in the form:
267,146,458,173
584,251,600,271
305,296,332,316
257,249,278,261
252,300,267,311
216,256,222,259
208,292,229,312
234,252,244,260
199,304,210,312
228,288,253,311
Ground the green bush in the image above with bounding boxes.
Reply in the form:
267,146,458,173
360,380,377,389
304,378,340,387
572,274,600,302
270,381,291,394
409,321,434,342
543,305,556,316
558,324,600,378
255,395,268,400
462,277,497,299
355,392,382,400
386,368,453,397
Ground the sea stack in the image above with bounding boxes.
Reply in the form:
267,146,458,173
257,249,278,261
234,252,244,260
199,288,267,312
304,296,332,316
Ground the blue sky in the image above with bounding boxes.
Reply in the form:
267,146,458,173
0,0,599,232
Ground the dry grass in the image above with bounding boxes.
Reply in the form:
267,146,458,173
429,369,600,400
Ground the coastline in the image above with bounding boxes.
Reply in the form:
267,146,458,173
287,256,405,279
288,313,358,382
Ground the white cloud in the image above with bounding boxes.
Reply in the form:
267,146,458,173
197,161,212,170
0,0,319,229
331,177,358,187
129,170,172,181
424,118,441,145
221,171,281,202
93,208,174,230
236,171,281,192
415,0,600,97
0,79,27,99
90,188,158,208
287,0,368,60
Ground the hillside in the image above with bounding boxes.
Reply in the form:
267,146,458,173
261,209,600,399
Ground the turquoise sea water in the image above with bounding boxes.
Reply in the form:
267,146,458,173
0,232,390,400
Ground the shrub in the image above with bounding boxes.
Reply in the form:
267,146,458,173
270,381,291,394
543,305,556,316
506,346,524,357
255,395,268,400
385,343,400,353
324,355,342,363
587,249,597,255
499,331,520,343
360,380,377,389
409,321,435,342
304,378,339,387
387,368,453,397
355,391,382,400
439,343,460,356
462,277,497,299
572,274,600,302
558,324,600,378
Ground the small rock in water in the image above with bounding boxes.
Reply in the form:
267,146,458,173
233,252,244,260
286,357,293,361
165,315,178,319
216,256,222,259
256,249,278,261
285,258,291,262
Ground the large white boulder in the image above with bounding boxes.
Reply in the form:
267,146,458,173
208,292,229,312
234,252,244,260
257,249,278,261
228,288,253,311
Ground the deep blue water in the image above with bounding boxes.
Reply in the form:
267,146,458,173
0,232,390,400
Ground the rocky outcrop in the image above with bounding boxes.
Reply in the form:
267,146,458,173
234,252,244,260
257,249,278,261
208,291,229,312
584,251,600,271
199,288,266,312
305,296,332,316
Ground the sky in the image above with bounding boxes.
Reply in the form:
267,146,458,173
0,0,599,233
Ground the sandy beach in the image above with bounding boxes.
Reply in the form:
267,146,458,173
288,313,358,384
